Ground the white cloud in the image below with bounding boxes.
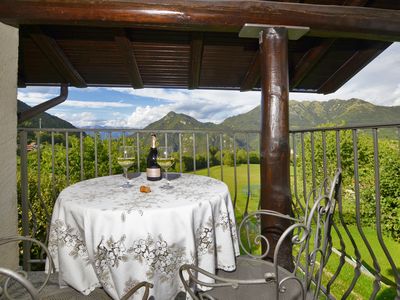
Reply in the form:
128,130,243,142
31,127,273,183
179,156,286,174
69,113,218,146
18,91,59,105
125,105,171,128
60,100,133,109
392,84,400,106
54,112,97,127
108,88,261,125
18,90,134,109
95,105,172,128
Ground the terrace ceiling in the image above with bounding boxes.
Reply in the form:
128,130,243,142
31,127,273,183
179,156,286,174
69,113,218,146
1,0,400,93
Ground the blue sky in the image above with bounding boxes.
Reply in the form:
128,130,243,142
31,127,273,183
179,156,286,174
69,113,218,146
18,43,400,129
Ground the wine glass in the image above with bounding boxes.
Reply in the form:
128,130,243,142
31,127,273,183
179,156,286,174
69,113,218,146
157,146,175,189
117,146,136,188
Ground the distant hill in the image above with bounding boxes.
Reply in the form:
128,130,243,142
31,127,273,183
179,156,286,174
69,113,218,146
289,99,400,129
145,99,400,132
221,99,400,131
18,100,76,129
221,105,260,131
145,111,220,131
144,112,224,152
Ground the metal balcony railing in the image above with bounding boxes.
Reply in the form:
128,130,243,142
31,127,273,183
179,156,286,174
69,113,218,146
16,123,400,299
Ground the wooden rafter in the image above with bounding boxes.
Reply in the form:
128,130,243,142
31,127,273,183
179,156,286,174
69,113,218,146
28,26,86,87
290,0,369,90
1,1,400,42
317,41,389,94
240,51,260,92
290,39,336,90
189,32,204,89
114,29,143,89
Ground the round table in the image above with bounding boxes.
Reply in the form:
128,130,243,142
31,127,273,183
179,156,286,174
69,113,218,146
47,173,239,300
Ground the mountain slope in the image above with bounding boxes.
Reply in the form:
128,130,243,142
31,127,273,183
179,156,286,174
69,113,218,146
145,111,220,131
220,99,400,130
289,99,400,129
18,100,76,129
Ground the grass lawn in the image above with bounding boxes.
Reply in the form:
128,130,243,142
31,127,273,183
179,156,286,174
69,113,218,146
194,164,261,219
193,164,399,299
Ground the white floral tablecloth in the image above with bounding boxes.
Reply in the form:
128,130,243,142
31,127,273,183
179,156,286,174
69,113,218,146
46,173,239,300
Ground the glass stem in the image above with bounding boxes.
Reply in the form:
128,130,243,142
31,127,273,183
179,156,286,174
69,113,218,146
165,168,169,184
124,167,128,183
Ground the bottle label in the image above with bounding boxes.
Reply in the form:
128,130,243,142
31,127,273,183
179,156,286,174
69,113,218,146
146,168,160,178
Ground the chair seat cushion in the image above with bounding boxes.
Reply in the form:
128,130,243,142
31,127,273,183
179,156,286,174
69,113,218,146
203,256,308,300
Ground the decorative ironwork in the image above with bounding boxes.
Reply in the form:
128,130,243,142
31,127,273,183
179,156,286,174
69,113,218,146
179,170,341,300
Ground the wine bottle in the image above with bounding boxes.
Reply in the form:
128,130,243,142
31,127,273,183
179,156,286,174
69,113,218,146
146,134,161,181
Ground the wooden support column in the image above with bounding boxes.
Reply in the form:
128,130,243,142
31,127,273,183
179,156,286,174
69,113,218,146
259,27,292,270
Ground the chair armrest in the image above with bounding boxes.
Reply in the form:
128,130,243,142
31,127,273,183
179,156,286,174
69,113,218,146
120,281,153,300
0,235,54,293
0,267,40,300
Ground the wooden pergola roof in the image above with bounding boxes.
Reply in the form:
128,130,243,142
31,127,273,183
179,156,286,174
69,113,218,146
1,0,400,93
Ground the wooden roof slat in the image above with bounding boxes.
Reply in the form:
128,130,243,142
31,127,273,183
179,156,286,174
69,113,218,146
28,26,86,87
114,29,143,89
1,1,400,42
189,32,204,89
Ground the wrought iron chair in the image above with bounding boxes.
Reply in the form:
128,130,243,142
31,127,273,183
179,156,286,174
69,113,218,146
179,169,342,300
0,235,153,300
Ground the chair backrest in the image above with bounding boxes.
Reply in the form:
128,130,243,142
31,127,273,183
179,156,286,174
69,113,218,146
238,169,342,299
301,169,342,299
179,169,341,300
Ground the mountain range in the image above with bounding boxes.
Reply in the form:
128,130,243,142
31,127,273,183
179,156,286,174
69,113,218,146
144,99,400,131
17,98,399,132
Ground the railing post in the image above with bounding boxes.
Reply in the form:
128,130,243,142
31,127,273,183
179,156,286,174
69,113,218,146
19,130,31,271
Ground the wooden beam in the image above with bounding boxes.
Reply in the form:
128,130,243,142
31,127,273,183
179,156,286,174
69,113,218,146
28,26,86,88
189,32,204,89
18,48,27,88
17,77,26,88
342,0,369,5
259,27,292,269
1,1,400,42
317,41,389,94
290,39,335,90
29,27,87,87
114,29,143,89
240,51,260,92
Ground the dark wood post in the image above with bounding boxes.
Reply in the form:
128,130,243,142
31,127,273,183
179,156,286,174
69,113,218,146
259,27,293,270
